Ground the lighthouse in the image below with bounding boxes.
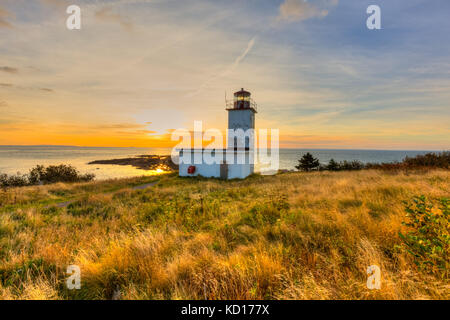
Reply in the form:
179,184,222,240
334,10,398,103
178,88,257,179
226,88,257,150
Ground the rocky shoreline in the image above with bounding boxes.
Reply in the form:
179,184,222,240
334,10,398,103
88,155,178,171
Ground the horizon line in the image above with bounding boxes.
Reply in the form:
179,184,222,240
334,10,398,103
0,144,445,152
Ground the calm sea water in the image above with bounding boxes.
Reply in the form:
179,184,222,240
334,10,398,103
0,146,432,180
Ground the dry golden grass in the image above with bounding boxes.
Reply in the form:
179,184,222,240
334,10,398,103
0,170,448,300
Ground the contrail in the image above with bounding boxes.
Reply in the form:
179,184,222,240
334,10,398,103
187,36,256,97
227,37,256,75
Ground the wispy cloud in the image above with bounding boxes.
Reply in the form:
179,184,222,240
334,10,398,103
40,88,54,93
96,123,147,130
0,82,54,92
277,0,337,22
0,7,13,28
95,7,133,31
0,66,18,74
40,0,70,8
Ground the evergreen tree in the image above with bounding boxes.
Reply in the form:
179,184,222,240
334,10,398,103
296,152,320,172
327,158,340,171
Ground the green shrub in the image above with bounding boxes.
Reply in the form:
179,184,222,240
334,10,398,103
0,165,95,188
326,159,365,171
399,196,449,278
0,172,29,188
29,164,95,184
340,160,365,171
366,151,450,170
403,152,450,169
324,151,450,172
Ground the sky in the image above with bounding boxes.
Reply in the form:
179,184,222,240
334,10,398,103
0,0,449,150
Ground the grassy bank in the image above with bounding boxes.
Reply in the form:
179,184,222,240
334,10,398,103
0,170,448,299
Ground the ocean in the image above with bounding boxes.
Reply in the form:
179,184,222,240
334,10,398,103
0,146,433,180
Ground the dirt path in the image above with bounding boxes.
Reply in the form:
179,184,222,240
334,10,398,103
131,181,159,190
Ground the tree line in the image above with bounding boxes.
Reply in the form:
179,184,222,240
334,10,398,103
295,151,450,172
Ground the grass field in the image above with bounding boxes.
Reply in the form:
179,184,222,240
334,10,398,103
0,170,448,300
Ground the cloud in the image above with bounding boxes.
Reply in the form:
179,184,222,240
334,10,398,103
95,7,133,31
0,101,7,108
0,66,18,74
40,0,69,7
0,83,54,92
96,123,147,130
277,0,337,22
1,0,447,150
115,129,157,135
40,88,54,93
0,7,13,28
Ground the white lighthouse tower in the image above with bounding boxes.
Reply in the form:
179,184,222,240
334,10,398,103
178,88,257,179
227,88,257,149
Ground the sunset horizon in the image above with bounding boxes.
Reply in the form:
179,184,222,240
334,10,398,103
0,144,444,152
1,1,449,151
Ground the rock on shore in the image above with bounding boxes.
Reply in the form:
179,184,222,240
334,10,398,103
88,155,178,171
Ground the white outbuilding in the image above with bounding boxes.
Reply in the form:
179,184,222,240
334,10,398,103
178,88,257,179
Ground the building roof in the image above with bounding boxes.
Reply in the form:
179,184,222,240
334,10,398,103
234,88,251,96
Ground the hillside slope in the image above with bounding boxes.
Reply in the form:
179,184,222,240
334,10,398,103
0,170,448,299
